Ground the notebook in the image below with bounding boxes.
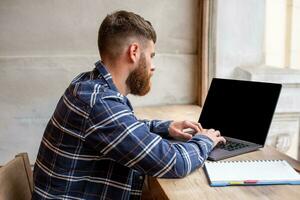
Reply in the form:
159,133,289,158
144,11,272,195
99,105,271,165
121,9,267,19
204,160,300,186
199,78,282,161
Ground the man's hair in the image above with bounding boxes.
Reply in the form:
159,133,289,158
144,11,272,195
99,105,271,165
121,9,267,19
98,10,156,59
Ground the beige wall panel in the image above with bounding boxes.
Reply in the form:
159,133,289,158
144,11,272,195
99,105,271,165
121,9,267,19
0,0,198,56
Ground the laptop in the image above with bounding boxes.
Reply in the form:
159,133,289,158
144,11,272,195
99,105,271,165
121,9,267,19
199,78,282,161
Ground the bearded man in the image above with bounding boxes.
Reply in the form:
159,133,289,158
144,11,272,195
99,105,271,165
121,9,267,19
32,10,225,200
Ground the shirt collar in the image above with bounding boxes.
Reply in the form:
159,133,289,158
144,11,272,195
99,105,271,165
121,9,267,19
94,60,119,92
94,61,133,110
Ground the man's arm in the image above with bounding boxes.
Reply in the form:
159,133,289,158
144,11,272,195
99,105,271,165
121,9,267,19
139,119,172,138
85,98,221,178
140,119,206,141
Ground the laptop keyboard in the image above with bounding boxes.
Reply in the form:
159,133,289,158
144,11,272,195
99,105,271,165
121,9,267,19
217,140,249,151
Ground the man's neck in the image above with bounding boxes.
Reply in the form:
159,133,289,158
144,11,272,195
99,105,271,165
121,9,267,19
102,60,130,96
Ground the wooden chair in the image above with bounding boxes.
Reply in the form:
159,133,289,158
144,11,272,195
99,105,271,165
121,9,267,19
0,153,33,200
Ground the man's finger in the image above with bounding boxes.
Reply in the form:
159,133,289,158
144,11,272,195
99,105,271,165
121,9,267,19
183,121,201,132
191,122,204,132
173,128,193,140
214,130,221,137
217,136,226,144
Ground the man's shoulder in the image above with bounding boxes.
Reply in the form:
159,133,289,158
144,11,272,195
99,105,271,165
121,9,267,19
67,71,126,108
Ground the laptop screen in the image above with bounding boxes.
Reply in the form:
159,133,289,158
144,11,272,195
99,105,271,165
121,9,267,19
199,78,282,145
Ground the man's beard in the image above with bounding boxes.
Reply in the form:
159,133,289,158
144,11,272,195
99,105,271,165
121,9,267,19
126,53,151,96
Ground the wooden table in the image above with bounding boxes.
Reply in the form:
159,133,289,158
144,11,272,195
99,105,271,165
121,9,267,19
147,147,300,200
134,105,300,200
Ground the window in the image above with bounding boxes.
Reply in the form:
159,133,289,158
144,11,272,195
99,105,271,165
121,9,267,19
265,0,300,69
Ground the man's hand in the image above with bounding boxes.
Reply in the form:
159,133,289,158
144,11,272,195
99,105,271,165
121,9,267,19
168,120,226,147
196,129,226,147
168,120,203,141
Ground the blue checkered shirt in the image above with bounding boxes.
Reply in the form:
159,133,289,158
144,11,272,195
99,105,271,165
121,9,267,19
32,61,214,200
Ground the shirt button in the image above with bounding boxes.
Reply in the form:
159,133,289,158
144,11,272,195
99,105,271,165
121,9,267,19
139,176,143,180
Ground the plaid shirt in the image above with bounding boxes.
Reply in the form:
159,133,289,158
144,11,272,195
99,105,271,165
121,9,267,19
32,61,214,200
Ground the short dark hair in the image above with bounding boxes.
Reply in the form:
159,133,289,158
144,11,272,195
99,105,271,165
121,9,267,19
98,10,156,59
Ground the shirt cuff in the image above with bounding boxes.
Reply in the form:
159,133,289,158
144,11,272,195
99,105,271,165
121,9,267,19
156,120,173,138
190,134,214,152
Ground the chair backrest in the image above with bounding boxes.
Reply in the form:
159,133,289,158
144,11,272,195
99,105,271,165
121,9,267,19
0,153,33,200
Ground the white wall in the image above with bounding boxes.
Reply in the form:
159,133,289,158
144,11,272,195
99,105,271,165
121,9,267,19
0,0,199,164
210,0,265,79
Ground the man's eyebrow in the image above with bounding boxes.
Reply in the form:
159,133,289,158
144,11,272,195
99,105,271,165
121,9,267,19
151,52,155,58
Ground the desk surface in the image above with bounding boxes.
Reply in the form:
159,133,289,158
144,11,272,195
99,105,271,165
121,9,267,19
148,147,300,200
134,105,300,200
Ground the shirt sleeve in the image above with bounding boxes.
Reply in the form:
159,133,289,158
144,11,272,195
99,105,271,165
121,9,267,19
138,119,172,138
84,97,214,178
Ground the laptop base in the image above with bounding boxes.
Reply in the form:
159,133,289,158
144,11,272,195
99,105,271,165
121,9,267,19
208,137,263,161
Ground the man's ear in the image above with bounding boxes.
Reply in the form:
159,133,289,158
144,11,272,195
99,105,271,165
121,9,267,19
128,43,140,63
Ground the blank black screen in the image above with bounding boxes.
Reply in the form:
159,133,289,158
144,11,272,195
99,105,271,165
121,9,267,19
199,78,281,145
